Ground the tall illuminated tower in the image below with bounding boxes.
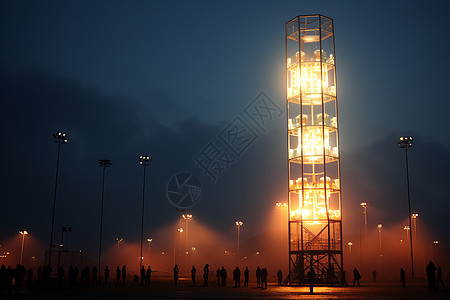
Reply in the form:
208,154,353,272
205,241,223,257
285,15,343,285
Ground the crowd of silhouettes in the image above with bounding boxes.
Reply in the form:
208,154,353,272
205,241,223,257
2,261,446,296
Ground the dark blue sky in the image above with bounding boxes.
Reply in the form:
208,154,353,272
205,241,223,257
1,0,449,259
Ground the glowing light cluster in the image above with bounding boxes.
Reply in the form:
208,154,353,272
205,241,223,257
287,50,335,102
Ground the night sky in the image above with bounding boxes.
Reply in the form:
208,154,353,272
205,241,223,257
1,0,449,265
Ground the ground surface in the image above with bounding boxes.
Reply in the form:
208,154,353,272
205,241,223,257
2,277,448,299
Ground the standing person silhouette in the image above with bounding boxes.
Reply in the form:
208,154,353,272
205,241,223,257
307,267,316,294
220,266,227,287
244,267,249,287
104,266,109,286
353,268,361,286
121,265,126,286
216,268,220,286
437,267,446,289
116,266,120,286
256,266,261,287
140,266,145,285
203,264,209,286
173,265,179,286
400,268,406,287
146,266,152,286
191,266,196,286
277,269,282,286
426,261,437,290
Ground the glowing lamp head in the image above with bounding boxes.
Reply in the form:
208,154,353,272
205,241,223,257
139,155,151,165
147,238,152,242
411,213,418,219
19,231,28,235
398,136,413,148
347,242,353,246
235,221,243,226
378,224,382,229
276,202,287,207
182,214,193,220
433,240,439,244
404,225,410,231
178,228,183,233
116,237,123,242
360,202,369,208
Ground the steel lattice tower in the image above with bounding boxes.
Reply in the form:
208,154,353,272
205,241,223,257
285,15,343,285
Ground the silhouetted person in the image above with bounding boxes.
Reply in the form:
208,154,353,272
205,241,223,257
92,266,98,286
57,266,64,285
191,266,196,286
277,269,282,286
220,266,227,287
437,267,446,289
244,267,249,286
256,266,261,287
261,268,268,289
372,270,377,282
426,261,437,290
104,266,109,286
15,264,26,294
307,267,316,294
173,265,179,286
203,264,209,286
121,265,126,286
216,268,220,286
146,266,152,286
37,266,42,285
400,268,406,287
140,266,146,285
353,268,361,286
233,267,240,287
116,266,120,286
26,268,33,285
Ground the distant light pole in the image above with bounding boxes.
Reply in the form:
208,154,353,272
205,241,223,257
276,202,286,264
19,231,28,265
235,221,243,265
177,228,183,257
398,136,414,278
360,202,369,270
48,132,67,267
347,241,353,254
116,237,123,263
139,155,151,271
432,240,439,262
58,226,72,270
377,224,383,257
147,238,152,265
182,214,192,273
98,159,111,275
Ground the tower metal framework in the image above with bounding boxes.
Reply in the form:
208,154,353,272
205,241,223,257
285,15,343,285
